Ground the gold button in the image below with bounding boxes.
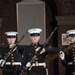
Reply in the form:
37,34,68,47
36,58,38,60
11,54,13,56
73,51,75,53
12,60,14,62
11,57,14,59
73,54,75,56
74,60,75,62
73,57,75,59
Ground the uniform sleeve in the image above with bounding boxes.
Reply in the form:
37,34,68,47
44,46,60,54
17,45,28,54
61,59,67,67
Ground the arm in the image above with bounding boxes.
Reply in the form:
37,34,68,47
44,46,59,54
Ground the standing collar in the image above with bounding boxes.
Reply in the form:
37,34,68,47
30,43,41,46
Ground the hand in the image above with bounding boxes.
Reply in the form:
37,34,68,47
59,51,65,60
0,59,6,67
26,62,31,67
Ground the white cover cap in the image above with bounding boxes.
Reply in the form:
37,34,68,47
66,30,75,34
28,28,42,34
5,31,18,36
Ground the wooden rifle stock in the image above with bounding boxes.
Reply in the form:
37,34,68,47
48,43,75,60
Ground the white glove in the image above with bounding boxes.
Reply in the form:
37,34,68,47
0,59,6,67
26,62,31,67
59,51,65,60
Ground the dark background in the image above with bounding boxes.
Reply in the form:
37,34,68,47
0,0,75,75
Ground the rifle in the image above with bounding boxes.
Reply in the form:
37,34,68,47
45,27,57,44
48,43,75,60
23,27,57,71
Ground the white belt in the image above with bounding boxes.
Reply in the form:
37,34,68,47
68,62,73,65
72,72,75,75
32,62,46,68
5,62,22,66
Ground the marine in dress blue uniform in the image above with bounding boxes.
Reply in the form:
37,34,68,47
59,30,75,75
0,31,24,75
21,28,59,75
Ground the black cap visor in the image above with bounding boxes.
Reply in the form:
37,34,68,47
30,33,40,36
7,36,16,38
69,34,75,37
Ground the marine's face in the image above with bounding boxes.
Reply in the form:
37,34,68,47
30,36,40,44
69,36,75,43
7,38,16,45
